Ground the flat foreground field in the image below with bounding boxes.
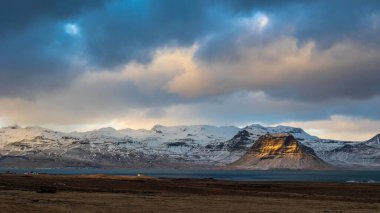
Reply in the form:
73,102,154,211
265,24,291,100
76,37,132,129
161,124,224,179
0,174,379,213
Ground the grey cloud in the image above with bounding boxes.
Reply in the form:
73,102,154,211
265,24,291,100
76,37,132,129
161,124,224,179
80,0,227,68
265,61,380,101
1,0,380,128
0,0,106,37
287,0,380,49
0,23,83,97
0,0,228,97
191,1,380,102
198,38,380,102
197,0,380,60
172,92,380,126
3,0,380,99
0,0,106,97
80,0,307,68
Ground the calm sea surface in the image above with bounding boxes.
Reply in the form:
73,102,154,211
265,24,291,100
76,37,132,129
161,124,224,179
1,168,380,183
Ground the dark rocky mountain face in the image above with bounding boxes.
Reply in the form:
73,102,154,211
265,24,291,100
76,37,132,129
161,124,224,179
228,134,331,170
224,130,254,152
203,129,256,153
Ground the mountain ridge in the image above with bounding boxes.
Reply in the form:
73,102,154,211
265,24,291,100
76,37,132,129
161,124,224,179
0,124,378,169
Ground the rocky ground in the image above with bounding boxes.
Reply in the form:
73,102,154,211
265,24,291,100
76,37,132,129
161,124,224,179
0,174,379,212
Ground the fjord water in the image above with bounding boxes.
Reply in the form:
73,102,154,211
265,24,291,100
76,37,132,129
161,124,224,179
1,168,380,183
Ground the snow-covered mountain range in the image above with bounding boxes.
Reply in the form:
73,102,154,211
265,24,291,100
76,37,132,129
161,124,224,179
0,124,378,169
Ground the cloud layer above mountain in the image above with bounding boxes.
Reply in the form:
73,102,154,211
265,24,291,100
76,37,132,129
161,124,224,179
0,0,379,140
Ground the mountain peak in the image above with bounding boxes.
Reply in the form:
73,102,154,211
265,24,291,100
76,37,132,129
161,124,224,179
97,127,117,132
151,124,165,130
246,124,266,129
228,133,330,170
4,124,21,130
272,125,303,132
366,133,380,144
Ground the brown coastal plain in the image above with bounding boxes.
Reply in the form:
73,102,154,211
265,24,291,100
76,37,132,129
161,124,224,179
0,174,379,213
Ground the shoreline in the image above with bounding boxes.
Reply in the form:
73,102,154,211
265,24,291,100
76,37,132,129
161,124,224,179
1,168,380,184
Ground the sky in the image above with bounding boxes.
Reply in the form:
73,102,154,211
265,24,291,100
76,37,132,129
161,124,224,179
1,0,380,141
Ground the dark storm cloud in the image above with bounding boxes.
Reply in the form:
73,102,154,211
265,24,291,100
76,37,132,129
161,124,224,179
180,92,380,128
192,0,380,102
264,58,380,101
0,0,107,97
0,24,80,97
0,0,228,97
1,0,380,110
80,0,307,68
287,0,380,48
197,0,380,60
0,0,106,36
80,0,226,67
0,0,380,138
